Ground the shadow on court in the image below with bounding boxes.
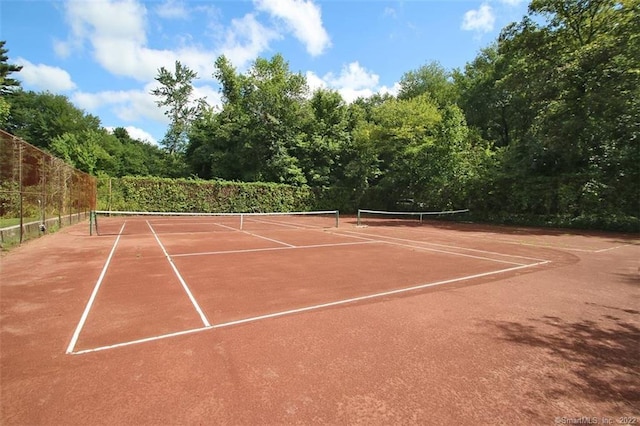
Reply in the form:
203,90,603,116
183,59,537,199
484,310,640,412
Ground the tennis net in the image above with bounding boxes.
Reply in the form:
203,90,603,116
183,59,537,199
90,210,340,235
357,208,469,227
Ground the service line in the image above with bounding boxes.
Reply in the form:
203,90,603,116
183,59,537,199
172,240,378,258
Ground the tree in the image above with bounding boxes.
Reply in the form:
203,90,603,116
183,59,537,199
190,54,310,185
109,127,180,177
365,94,475,208
0,41,23,128
0,41,22,96
50,130,112,175
297,89,351,187
397,61,458,106
461,0,640,218
151,61,205,155
454,45,514,148
5,90,101,148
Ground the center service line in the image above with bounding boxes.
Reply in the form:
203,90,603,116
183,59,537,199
147,221,211,327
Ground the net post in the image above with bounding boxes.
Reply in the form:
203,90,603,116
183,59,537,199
357,209,361,226
240,213,244,230
89,210,94,235
335,210,339,228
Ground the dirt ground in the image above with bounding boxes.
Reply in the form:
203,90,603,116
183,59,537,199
1,218,638,425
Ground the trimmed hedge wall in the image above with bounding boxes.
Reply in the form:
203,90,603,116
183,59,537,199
96,176,639,232
98,177,316,213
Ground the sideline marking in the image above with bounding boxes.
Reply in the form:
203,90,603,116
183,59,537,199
410,228,635,254
333,230,534,266
147,221,210,327
335,229,550,263
69,260,549,355
339,230,550,263
66,223,126,354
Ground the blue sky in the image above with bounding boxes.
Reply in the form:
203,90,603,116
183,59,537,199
2,0,528,145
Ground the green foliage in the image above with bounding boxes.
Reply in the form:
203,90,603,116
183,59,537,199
50,130,111,175
98,176,314,213
3,89,181,177
398,61,458,106
191,54,310,185
0,97,9,128
4,90,101,148
0,41,22,96
457,0,639,230
151,61,205,155
5,4,638,233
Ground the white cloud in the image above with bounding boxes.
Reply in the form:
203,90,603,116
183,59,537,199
305,70,327,93
383,7,397,19
106,126,158,144
379,82,401,97
254,0,331,56
52,39,73,59
14,58,76,92
192,85,223,111
155,0,189,19
72,83,167,124
324,62,379,91
72,80,223,126
498,0,525,5
57,0,331,85
221,14,281,69
461,3,495,33
307,62,397,103
58,0,219,82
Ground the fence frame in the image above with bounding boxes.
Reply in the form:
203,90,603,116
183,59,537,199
0,130,97,246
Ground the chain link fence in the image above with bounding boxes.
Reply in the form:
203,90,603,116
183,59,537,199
0,130,96,248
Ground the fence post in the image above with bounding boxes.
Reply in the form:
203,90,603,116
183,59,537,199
18,140,23,244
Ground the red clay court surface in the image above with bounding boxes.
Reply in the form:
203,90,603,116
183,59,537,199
1,214,638,424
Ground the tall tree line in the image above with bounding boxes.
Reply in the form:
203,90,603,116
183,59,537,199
0,43,179,178
2,0,637,227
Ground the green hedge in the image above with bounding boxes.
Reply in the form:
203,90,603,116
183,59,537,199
97,176,639,232
97,176,316,213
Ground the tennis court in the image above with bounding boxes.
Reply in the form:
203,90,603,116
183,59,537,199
1,211,638,424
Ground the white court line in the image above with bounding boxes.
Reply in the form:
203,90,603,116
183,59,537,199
212,219,295,247
212,222,238,231
70,325,213,355
66,223,126,354
246,217,322,230
487,239,636,253
335,229,549,263
147,221,210,327
331,230,533,266
414,229,633,254
594,244,631,253
69,260,549,355
243,231,295,247
172,240,378,257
